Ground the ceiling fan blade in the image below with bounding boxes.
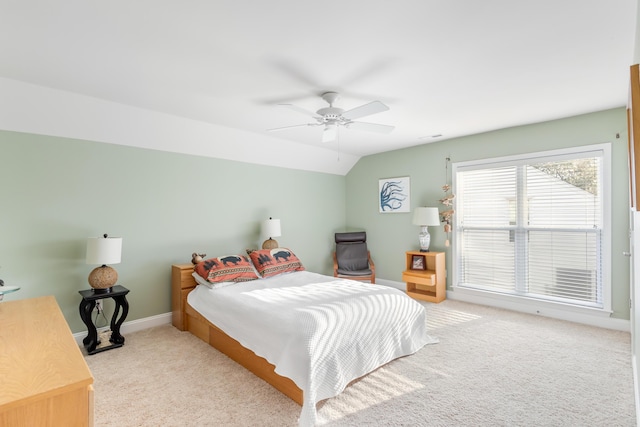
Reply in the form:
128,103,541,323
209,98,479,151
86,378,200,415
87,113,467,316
346,121,395,134
342,100,389,120
322,124,338,142
267,123,317,132
278,104,322,120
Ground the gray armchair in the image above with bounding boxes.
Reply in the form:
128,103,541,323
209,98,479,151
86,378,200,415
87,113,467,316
333,232,375,284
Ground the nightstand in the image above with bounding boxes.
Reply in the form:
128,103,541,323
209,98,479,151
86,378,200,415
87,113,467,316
402,251,446,303
79,285,130,355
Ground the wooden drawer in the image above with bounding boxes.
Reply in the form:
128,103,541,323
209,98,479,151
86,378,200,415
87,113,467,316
174,263,195,289
402,271,435,286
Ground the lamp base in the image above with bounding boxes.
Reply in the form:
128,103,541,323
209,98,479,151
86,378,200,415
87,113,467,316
418,226,431,252
262,238,279,250
88,265,118,291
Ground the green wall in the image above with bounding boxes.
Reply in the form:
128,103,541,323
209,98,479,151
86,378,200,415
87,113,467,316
0,107,631,331
346,107,631,319
0,130,345,332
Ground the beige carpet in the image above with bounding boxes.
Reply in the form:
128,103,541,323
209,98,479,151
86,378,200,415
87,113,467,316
85,300,636,426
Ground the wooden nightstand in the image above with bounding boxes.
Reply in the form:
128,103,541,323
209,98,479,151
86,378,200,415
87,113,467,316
402,251,446,303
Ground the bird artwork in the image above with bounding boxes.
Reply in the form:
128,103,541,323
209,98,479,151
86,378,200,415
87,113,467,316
439,193,455,207
440,209,454,230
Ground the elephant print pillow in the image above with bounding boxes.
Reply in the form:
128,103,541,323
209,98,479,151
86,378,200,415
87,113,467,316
248,248,305,278
195,254,259,283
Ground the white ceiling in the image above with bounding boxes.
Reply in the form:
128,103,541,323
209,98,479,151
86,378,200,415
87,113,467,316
0,1,637,164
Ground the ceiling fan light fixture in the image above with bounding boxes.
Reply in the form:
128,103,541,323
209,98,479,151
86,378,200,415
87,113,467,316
322,123,338,142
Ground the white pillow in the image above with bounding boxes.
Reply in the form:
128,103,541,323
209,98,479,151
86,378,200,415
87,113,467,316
191,272,234,290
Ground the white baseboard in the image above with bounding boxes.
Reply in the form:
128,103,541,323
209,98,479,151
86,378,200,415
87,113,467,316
73,312,172,346
447,288,630,332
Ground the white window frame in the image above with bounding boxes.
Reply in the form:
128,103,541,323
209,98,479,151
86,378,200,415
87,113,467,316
451,143,612,317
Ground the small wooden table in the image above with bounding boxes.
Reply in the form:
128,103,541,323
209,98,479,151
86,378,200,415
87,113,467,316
79,285,130,355
402,251,446,303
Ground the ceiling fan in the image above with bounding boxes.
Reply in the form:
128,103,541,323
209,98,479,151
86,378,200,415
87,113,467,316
268,92,394,143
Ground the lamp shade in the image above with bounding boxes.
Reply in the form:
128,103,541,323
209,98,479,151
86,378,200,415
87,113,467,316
412,207,440,226
86,234,122,265
262,218,281,238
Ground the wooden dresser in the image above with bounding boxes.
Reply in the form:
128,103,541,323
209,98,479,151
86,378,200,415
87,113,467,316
0,296,94,426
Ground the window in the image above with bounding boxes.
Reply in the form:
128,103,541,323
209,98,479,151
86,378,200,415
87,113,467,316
453,144,610,311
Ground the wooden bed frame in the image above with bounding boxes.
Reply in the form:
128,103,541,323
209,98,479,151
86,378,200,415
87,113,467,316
171,263,303,405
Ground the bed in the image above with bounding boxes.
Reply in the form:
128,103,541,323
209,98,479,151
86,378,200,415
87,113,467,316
171,251,435,426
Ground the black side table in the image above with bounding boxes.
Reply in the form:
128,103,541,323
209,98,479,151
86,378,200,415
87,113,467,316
79,285,130,355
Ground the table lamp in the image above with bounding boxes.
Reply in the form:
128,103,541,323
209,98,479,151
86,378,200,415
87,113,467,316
412,207,440,252
86,234,122,293
262,218,281,249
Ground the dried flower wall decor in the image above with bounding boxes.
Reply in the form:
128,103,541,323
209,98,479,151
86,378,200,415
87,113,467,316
439,157,455,247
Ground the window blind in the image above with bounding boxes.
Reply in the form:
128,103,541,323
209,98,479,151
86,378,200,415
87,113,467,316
456,148,604,309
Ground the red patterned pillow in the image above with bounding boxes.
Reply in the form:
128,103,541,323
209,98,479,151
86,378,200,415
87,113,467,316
194,254,259,283
249,248,305,278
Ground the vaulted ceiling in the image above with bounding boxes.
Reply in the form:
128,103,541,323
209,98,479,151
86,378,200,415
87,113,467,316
0,1,637,174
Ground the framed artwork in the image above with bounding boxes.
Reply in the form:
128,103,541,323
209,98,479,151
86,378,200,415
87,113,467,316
379,176,410,213
411,254,426,270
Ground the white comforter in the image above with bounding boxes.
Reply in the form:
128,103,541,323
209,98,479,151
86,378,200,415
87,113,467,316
188,271,435,426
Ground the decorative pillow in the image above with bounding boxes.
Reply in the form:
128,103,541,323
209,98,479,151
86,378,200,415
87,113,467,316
191,272,235,290
249,248,305,278
194,254,259,283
